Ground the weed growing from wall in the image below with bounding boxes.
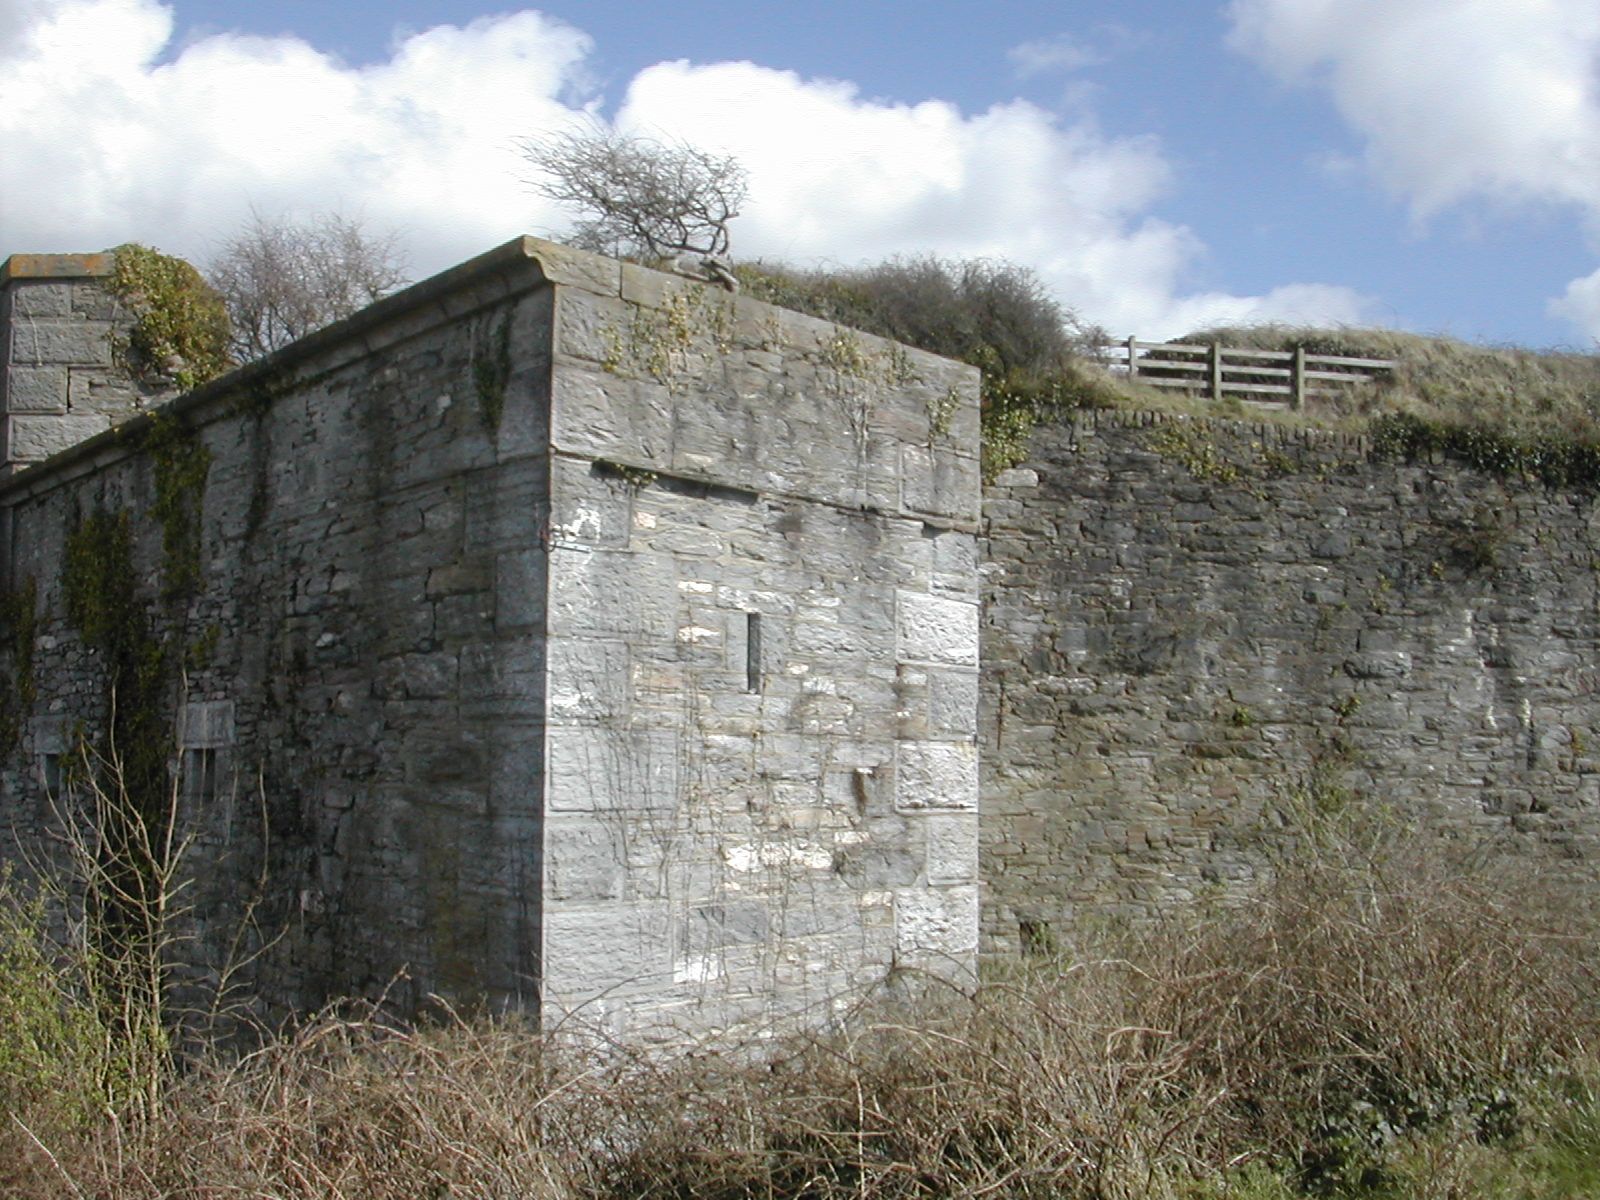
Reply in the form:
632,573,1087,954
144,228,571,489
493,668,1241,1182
1149,422,1243,484
472,310,513,432
926,387,961,443
601,287,734,391
108,244,231,393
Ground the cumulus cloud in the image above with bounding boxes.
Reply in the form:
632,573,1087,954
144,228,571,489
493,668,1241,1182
0,0,592,270
1227,0,1600,336
0,0,1367,341
616,60,1369,335
1550,269,1600,343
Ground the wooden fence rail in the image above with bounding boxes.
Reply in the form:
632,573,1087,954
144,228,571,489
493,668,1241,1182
1123,338,1394,410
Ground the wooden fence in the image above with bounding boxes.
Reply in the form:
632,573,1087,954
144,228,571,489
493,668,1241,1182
1123,338,1394,409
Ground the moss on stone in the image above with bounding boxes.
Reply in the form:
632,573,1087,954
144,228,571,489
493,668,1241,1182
0,577,38,755
145,413,212,599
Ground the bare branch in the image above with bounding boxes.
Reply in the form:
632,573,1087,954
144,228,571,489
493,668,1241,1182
520,127,748,261
207,211,410,362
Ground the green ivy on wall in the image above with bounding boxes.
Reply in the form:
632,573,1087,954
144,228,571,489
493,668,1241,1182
63,509,172,838
144,414,212,598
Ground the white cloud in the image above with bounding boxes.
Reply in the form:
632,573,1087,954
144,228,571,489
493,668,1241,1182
1227,0,1600,336
0,0,1366,342
0,0,592,270
1008,34,1105,77
616,60,1369,337
1550,268,1600,342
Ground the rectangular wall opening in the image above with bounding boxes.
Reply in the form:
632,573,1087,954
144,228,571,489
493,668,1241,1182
746,612,762,693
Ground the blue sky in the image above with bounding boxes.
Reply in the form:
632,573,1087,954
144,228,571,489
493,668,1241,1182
4,0,1598,346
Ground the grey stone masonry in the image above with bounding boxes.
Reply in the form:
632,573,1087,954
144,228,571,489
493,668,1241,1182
981,409,1600,953
0,253,169,478
0,238,982,1041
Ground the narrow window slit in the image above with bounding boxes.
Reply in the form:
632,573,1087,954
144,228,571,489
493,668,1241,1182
184,747,219,803
745,612,762,693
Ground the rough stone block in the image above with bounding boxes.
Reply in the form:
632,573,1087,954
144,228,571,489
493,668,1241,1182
549,361,674,465
895,741,978,811
542,902,672,996
547,639,629,721
547,546,674,638
179,700,235,748
549,456,631,547
8,320,113,367
546,725,680,813
900,443,979,522
66,370,144,414
925,814,978,883
9,282,74,318
553,289,624,366
927,669,979,736
896,591,978,667
4,413,108,461
894,885,979,959
545,817,626,902
930,530,979,598
494,548,544,631
4,365,68,413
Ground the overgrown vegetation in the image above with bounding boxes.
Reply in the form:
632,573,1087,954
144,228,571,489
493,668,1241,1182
6,808,1598,1199
0,577,38,755
736,255,1120,478
107,243,231,392
1173,324,1600,487
730,261,1600,483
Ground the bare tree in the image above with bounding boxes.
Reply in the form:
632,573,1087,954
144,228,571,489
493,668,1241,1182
520,126,748,271
208,211,409,361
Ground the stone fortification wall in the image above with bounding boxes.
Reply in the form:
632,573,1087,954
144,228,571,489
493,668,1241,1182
981,409,1600,952
1,242,563,1017
0,238,983,1038
535,258,982,1035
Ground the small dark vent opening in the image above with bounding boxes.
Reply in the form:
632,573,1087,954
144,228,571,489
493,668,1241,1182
746,612,762,693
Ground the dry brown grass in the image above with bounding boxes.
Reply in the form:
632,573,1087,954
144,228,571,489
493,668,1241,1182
7,823,1598,1200
1178,323,1600,440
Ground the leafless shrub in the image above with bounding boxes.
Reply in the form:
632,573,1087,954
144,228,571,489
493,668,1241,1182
208,210,409,361
12,813,1600,1198
520,126,748,260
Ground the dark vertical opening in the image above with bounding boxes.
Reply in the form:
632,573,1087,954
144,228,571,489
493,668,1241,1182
39,753,60,798
746,612,762,693
183,747,219,803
